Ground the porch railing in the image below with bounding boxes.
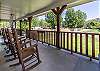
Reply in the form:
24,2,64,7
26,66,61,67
30,30,100,60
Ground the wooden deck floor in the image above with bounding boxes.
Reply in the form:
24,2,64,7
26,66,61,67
0,38,99,71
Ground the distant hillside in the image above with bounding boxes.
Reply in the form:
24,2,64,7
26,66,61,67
86,18,100,22
95,18,100,22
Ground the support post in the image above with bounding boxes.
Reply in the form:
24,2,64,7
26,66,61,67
28,16,32,39
51,5,67,48
13,20,16,28
56,14,60,48
15,20,16,28
10,14,14,29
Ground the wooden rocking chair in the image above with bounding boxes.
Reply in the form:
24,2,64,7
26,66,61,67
7,29,17,59
11,28,30,48
4,28,15,56
12,29,41,71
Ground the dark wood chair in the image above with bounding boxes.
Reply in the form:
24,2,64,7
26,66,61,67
11,28,30,48
2,28,7,43
3,28,14,55
5,28,30,61
12,29,41,71
7,29,17,59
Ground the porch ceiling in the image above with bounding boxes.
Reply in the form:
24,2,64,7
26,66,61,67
0,0,95,21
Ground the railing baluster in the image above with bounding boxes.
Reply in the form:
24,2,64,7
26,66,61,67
39,32,40,41
43,31,44,42
61,32,62,48
39,31,41,41
54,32,55,45
86,34,88,56
50,32,52,44
47,32,48,43
44,31,45,43
43,32,44,42
56,32,59,47
71,33,73,54
38,31,40,41
99,34,100,54
42,32,43,43
80,33,82,54
38,31,39,41
49,32,50,44
75,33,77,52
67,32,69,50
92,34,95,58
39,32,41,41
51,32,53,45
63,32,65,49
45,32,47,42
55,32,57,46
48,32,49,44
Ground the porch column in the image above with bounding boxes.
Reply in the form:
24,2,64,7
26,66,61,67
28,16,32,39
10,14,14,28
19,20,22,36
51,5,67,48
24,19,28,38
13,20,16,28
15,20,16,28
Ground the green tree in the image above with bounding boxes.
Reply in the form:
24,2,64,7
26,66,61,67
45,11,56,29
45,11,63,29
0,21,10,28
32,17,40,27
16,17,40,30
21,21,28,30
16,21,28,30
75,10,87,28
64,8,87,28
38,20,48,28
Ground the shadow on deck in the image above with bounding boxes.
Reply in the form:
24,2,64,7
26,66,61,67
0,39,99,71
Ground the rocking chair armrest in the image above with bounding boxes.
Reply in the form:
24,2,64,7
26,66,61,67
20,36,26,38
32,44,38,51
18,36,26,39
21,40,31,47
20,38,27,41
32,44,38,47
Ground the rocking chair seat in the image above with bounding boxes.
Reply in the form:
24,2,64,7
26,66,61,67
22,45,37,59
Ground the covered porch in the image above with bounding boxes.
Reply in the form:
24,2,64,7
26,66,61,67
0,0,99,71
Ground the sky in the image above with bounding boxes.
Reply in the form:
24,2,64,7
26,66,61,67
38,0,100,20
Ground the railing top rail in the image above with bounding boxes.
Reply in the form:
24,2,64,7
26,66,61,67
31,30,100,35
61,31,100,35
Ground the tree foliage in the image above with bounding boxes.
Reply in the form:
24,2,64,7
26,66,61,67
16,17,49,30
16,21,28,30
39,20,49,28
63,8,87,28
0,21,10,28
85,19,100,29
32,17,49,28
45,11,63,29
32,17,40,27
45,11,56,29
